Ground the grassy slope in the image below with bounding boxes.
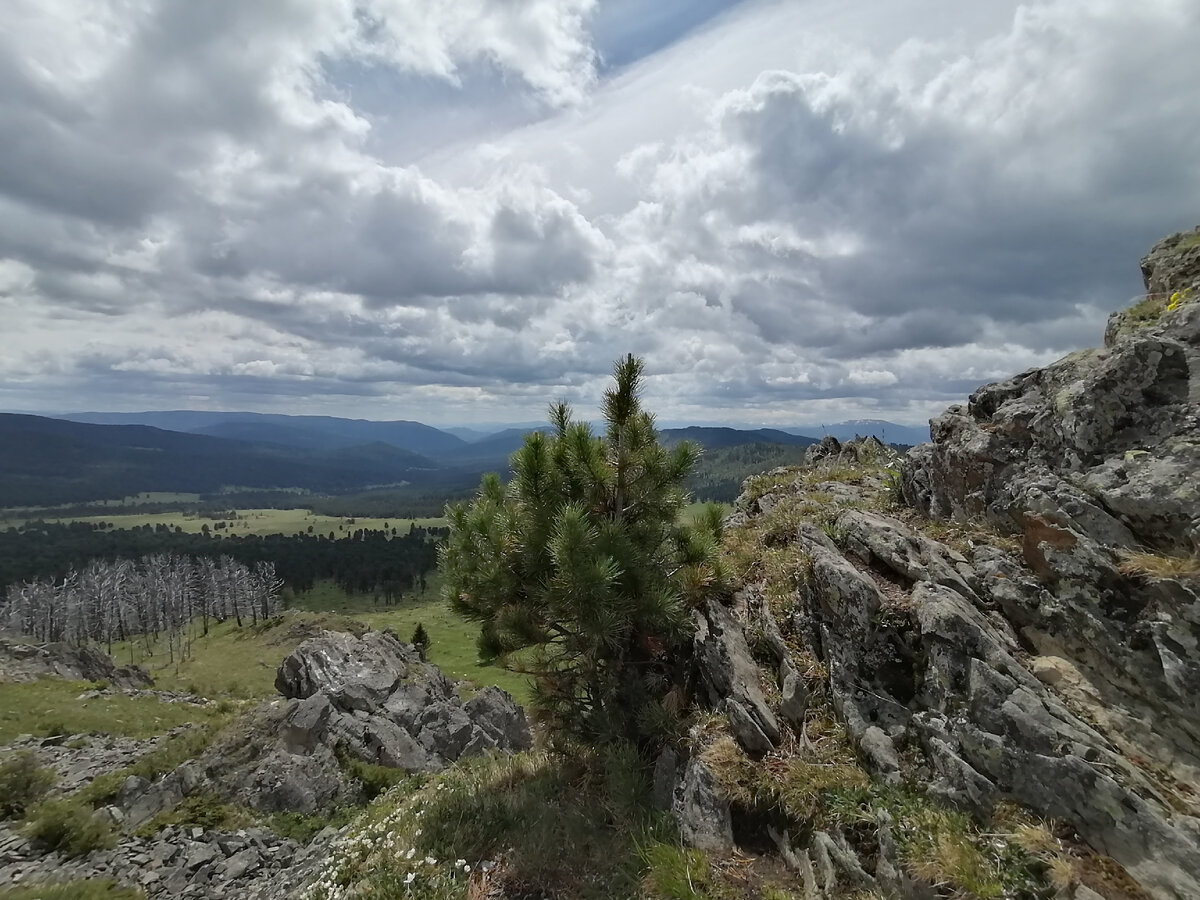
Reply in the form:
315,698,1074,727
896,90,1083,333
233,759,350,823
0,678,230,744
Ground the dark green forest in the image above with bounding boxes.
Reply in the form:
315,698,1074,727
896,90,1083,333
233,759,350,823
0,522,443,599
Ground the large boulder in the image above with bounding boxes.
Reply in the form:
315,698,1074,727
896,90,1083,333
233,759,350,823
0,637,152,688
273,629,532,774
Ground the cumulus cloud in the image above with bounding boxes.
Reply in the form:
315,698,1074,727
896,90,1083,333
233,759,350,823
1,0,1198,425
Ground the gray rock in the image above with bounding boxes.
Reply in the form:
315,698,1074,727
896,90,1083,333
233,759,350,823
275,630,418,700
184,840,220,872
779,671,808,731
0,638,153,688
220,848,261,879
694,600,780,749
672,756,734,854
856,726,901,783
463,687,533,751
652,748,680,811
726,698,774,757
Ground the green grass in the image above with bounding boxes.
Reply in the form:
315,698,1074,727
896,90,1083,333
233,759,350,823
292,576,443,614
108,616,309,699
0,880,144,900
308,749,664,900
0,678,230,744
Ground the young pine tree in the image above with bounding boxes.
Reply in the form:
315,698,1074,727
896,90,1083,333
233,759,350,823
411,622,430,653
439,355,726,748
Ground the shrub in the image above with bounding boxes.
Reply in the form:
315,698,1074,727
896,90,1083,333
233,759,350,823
335,746,419,801
135,792,254,837
269,807,358,843
24,797,116,856
0,751,57,819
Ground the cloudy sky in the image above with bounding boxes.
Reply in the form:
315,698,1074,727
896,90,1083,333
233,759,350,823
1,0,1197,427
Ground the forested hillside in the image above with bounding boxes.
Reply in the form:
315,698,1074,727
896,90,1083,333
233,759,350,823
0,521,442,597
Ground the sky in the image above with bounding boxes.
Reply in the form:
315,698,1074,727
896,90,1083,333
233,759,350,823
0,0,1197,428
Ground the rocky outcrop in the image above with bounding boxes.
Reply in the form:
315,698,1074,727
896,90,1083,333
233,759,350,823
0,820,332,900
0,627,534,898
0,637,152,689
682,232,1200,899
894,228,1200,898
902,225,1199,555
105,629,531,826
274,629,532,771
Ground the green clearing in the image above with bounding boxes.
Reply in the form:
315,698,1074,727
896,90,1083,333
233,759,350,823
0,678,230,744
106,615,345,699
106,579,530,704
0,507,448,535
681,501,732,523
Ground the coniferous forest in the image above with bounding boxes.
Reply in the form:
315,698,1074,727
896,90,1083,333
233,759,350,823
0,522,442,599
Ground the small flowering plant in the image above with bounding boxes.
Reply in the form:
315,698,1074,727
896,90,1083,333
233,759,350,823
1166,287,1194,312
303,785,475,900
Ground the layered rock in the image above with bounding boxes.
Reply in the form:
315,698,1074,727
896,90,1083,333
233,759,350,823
681,230,1200,899
274,629,532,772
112,629,532,826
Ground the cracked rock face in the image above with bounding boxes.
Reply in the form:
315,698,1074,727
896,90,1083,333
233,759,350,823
274,629,532,772
880,231,1200,898
682,230,1200,899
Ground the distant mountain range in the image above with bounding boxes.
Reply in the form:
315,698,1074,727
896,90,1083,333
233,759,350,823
0,411,928,508
0,414,437,508
64,411,466,458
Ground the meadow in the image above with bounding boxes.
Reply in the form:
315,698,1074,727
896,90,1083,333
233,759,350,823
0,500,729,738
0,507,448,536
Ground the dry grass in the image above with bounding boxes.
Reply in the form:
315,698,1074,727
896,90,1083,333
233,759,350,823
1117,550,1200,580
905,822,1003,899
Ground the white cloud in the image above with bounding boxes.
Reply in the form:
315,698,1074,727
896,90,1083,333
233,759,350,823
1,0,1198,425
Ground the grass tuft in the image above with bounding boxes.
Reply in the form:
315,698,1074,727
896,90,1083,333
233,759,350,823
0,880,143,900
135,792,255,837
639,841,723,899
0,751,57,819
24,797,117,856
1117,550,1200,580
